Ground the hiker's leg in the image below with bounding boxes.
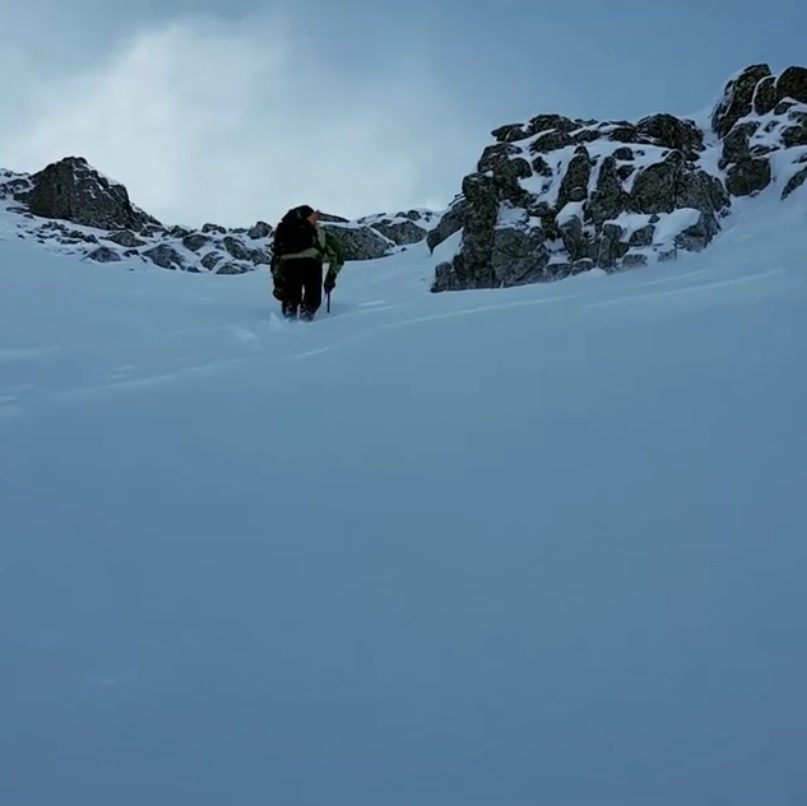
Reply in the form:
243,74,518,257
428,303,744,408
282,260,303,318
300,259,323,320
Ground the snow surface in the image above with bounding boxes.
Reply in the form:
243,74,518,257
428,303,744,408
2,190,807,806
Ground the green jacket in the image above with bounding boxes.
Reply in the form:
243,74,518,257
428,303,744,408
272,228,344,279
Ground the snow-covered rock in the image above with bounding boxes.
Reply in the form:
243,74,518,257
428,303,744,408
0,159,439,274
431,63,807,292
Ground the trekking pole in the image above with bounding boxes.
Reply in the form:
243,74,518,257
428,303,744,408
326,290,331,313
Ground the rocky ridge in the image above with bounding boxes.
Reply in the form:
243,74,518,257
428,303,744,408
0,157,440,274
428,63,807,291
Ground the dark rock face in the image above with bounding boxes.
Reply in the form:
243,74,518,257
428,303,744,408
21,157,159,232
782,166,807,199
712,64,772,138
725,158,772,196
320,223,391,261
775,66,807,105
430,62,806,292
182,233,210,252
427,197,467,253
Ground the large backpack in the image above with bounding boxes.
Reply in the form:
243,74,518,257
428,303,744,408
273,207,316,258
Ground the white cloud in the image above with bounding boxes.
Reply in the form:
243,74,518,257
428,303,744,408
0,12,484,227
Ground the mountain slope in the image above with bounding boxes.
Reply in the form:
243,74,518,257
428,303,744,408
1,181,806,804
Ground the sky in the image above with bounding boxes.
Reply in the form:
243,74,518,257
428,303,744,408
0,0,805,227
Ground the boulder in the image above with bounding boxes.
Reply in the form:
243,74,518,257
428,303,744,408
782,166,807,199
182,233,210,252
320,223,391,261
725,158,772,196
21,157,159,231
557,148,592,209
775,66,807,105
248,221,273,240
144,245,185,270
87,246,122,263
712,64,772,138
105,229,147,248
371,219,427,245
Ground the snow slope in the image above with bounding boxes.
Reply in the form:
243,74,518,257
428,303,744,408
1,191,806,805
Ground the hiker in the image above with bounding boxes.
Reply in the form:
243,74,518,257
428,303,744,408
270,205,344,321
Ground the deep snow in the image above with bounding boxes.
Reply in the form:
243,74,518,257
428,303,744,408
1,192,806,805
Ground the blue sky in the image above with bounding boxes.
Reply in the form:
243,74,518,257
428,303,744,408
1,0,804,226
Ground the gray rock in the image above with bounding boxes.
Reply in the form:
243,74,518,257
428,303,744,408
570,258,595,274
557,147,592,209
590,156,628,223
216,262,250,275
622,253,648,268
629,225,655,246
676,169,730,214
782,123,807,148
613,147,635,161
636,113,704,157
628,152,682,214
491,225,549,286
87,246,122,263
432,260,463,292
559,215,590,261
427,198,467,253
182,233,210,252
782,166,807,199
775,66,807,105
530,129,574,153
21,157,159,231
248,221,272,240
720,121,760,168
606,124,640,143
712,64,772,138
202,223,226,235
531,156,554,177
105,229,147,248
754,75,777,115
491,123,530,143
597,223,629,269
725,158,772,196
317,212,350,223
320,223,390,261
675,212,719,251
371,219,427,245
222,236,252,261
250,248,271,266
201,252,223,271
144,244,184,270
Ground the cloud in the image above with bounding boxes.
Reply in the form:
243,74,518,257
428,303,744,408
0,12,484,227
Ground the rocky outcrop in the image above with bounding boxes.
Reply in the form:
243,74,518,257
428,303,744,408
320,223,392,261
18,157,160,232
1,159,439,272
427,196,467,252
431,63,807,292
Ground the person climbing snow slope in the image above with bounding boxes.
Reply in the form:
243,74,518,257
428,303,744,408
270,205,344,321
